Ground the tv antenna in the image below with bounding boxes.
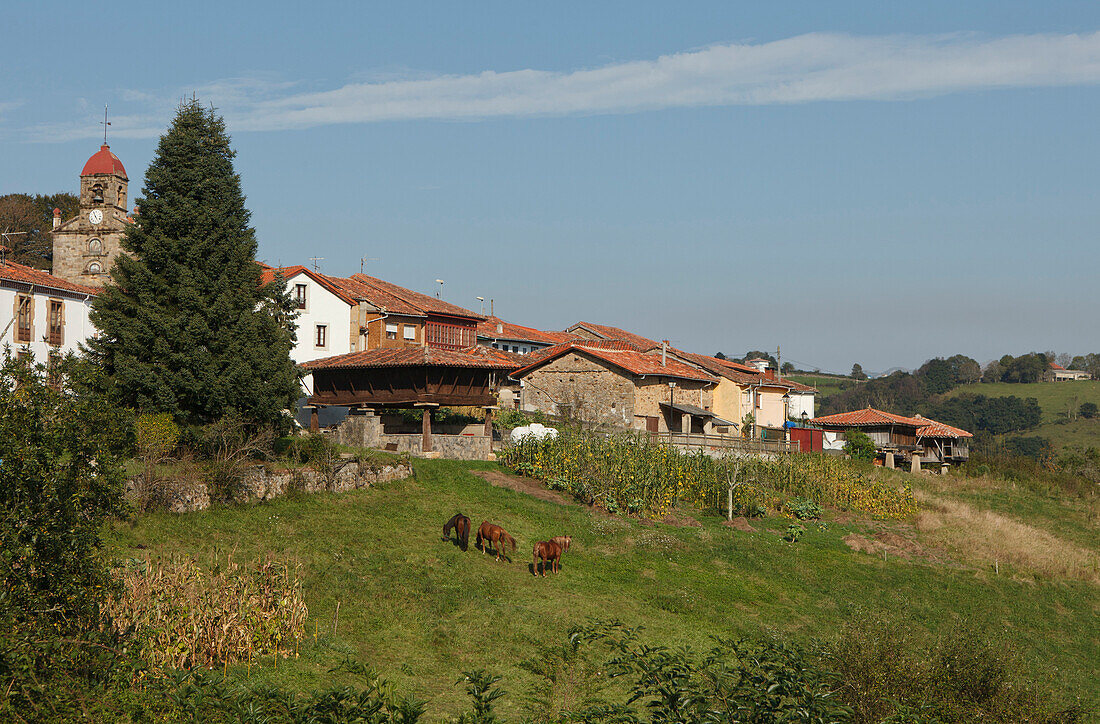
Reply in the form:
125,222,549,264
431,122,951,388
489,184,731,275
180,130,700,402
100,104,111,144
308,256,324,271
360,256,379,274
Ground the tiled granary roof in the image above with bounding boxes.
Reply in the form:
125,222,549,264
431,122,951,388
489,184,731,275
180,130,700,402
301,346,515,371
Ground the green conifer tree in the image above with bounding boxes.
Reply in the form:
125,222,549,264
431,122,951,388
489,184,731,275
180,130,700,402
87,99,299,427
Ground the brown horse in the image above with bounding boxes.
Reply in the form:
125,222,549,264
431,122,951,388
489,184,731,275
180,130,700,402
443,513,471,551
533,535,572,576
476,521,516,561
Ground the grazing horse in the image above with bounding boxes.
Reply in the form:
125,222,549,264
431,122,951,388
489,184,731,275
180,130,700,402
533,535,572,576
443,513,471,551
476,521,517,562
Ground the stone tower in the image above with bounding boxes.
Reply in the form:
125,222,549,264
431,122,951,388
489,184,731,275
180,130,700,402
50,145,130,286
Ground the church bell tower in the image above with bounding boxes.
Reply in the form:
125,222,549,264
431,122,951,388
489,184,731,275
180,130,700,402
50,142,130,286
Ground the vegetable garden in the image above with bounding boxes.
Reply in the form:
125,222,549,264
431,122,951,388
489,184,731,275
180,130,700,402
501,429,917,519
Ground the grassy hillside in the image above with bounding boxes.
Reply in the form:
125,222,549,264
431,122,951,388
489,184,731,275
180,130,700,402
105,460,1099,719
945,380,1100,450
785,373,859,403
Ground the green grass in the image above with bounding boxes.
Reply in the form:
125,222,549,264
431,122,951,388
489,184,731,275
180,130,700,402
944,380,1100,451
786,374,858,403
105,459,1100,719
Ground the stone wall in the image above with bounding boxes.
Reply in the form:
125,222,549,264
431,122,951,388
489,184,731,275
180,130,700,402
127,459,412,514
377,433,492,460
633,376,714,430
520,353,635,427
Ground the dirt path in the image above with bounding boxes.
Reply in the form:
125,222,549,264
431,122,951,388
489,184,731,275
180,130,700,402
470,469,581,508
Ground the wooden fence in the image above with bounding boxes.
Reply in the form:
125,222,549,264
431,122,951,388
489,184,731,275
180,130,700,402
640,431,799,456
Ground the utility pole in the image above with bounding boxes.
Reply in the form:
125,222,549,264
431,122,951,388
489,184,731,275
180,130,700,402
777,345,781,381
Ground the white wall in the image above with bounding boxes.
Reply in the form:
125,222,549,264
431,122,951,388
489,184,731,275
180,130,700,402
286,271,353,396
788,391,815,420
0,285,94,363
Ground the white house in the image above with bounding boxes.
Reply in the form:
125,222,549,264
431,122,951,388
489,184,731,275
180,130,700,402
0,257,98,367
260,265,356,395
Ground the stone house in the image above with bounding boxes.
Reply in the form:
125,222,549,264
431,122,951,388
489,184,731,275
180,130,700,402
0,255,98,368
509,343,723,433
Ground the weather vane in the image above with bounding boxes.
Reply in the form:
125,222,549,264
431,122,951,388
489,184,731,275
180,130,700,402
100,104,111,145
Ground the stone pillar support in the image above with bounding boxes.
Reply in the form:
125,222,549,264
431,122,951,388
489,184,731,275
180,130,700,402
910,453,921,474
307,406,319,433
483,406,498,438
884,452,895,469
415,403,439,453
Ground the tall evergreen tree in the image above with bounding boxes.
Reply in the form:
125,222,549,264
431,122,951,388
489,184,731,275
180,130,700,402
88,99,299,427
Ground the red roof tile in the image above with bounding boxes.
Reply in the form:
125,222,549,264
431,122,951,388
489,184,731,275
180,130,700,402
0,260,99,296
261,265,357,306
301,346,515,371
348,273,482,320
1049,362,1065,370
510,343,717,383
565,321,660,351
81,144,127,177
477,316,560,345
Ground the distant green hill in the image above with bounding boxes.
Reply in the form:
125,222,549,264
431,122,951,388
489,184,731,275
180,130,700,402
944,380,1100,450
105,459,1098,718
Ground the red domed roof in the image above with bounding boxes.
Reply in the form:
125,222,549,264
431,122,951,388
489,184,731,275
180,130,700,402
81,145,127,178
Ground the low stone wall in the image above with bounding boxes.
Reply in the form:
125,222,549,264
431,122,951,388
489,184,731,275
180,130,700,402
127,459,412,514
379,433,492,460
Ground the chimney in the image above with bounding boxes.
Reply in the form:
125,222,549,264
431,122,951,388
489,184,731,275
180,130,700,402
52,208,61,230
496,323,503,334
662,340,668,366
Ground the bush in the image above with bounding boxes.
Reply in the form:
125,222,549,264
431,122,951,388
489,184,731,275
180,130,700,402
822,615,1088,723
494,408,548,431
843,429,877,461
0,353,130,716
1080,402,1098,419
786,496,824,520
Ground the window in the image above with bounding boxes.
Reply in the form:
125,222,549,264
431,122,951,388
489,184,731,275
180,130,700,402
47,351,61,389
295,284,307,309
91,184,104,204
48,300,63,346
88,238,103,254
87,262,102,274
386,323,398,340
315,324,327,348
403,325,416,340
16,295,32,343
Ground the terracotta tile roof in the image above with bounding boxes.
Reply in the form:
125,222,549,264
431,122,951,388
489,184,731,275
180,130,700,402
510,343,717,383
0,260,99,296
811,407,971,438
477,316,559,345
675,351,817,392
347,273,483,320
526,338,648,364
912,417,973,439
465,345,527,369
301,346,515,371
1049,362,1065,370
537,329,581,344
326,274,424,317
260,265,358,306
565,321,660,351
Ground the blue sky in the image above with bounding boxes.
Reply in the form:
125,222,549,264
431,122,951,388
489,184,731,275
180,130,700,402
4,1,1100,373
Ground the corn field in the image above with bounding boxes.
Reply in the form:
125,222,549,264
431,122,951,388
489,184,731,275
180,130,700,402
106,553,308,672
501,429,917,520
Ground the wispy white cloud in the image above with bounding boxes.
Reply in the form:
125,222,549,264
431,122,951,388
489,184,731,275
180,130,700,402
24,31,1100,141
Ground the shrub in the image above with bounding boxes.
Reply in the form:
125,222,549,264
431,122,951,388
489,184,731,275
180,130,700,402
786,496,823,520
783,523,806,542
132,412,181,510
843,429,877,461
1080,402,1098,419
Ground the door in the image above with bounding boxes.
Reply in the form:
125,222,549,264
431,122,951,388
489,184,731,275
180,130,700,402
646,416,659,433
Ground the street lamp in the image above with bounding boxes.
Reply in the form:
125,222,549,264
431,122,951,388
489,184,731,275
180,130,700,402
476,296,485,315
435,279,444,298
